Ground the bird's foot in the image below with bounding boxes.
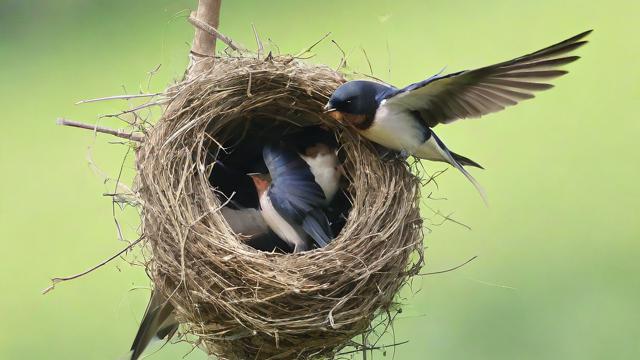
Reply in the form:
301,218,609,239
398,150,410,160
373,143,398,160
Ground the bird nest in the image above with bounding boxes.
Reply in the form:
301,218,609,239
135,56,425,359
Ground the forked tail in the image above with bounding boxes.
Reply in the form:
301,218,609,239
421,133,489,205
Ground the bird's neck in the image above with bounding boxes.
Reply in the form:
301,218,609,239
348,113,375,130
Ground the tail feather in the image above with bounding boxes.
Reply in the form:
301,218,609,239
449,156,489,206
302,209,333,248
423,133,489,205
127,291,178,360
451,151,484,169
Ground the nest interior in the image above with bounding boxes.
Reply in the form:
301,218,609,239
135,56,425,359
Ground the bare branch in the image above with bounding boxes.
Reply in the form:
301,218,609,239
42,237,144,294
57,118,144,142
75,93,161,105
189,0,222,75
189,11,244,52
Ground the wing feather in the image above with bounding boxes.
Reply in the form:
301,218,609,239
263,143,333,247
264,143,325,222
385,30,591,127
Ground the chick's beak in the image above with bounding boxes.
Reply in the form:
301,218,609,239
247,173,271,193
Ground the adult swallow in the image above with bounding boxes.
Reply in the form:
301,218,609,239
249,143,333,252
325,30,591,201
126,291,178,360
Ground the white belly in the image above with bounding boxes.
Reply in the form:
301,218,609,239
360,103,425,153
259,193,308,250
299,152,340,204
220,207,268,238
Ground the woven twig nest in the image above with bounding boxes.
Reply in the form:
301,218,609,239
135,56,425,359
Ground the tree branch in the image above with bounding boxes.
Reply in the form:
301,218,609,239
189,0,222,75
188,12,244,52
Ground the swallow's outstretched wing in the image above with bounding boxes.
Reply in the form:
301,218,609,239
384,30,591,127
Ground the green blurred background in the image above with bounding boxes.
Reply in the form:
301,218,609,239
1,0,638,359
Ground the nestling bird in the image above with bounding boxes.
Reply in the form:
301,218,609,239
125,291,178,360
325,30,592,201
249,143,334,252
299,142,343,205
220,206,270,239
290,128,343,205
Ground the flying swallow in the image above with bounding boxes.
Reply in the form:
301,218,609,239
325,30,591,201
249,143,334,252
125,291,178,360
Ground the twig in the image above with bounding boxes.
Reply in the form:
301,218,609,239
75,93,161,105
251,23,263,57
418,256,478,276
42,237,144,294
429,210,472,230
353,71,389,85
188,11,244,52
361,47,374,76
338,340,409,356
294,32,331,58
267,38,280,55
57,118,144,142
146,64,162,91
362,333,368,360
331,40,348,69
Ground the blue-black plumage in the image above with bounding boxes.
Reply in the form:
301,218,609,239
325,30,592,203
249,143,334,252
125,291,178,360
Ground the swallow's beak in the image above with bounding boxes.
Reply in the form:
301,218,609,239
323,104,338,114
247,172,270,180
247,173,270,193
323,103,344,122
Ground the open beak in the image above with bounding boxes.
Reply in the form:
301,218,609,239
323,102,336,113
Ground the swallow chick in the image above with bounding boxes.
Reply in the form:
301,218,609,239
249,143,334,252
299,142,343,205
325,30,591,202
285,126,344,205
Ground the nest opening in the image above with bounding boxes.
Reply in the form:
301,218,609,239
207,116,352,253
136,56,424,359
